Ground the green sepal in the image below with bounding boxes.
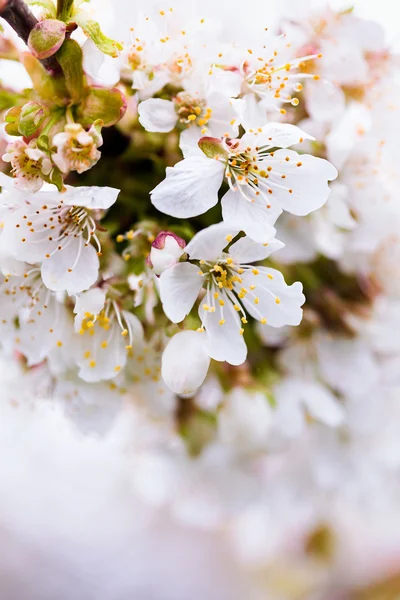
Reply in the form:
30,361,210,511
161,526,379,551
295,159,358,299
198,136,229,159
21,53,68,106
71,11,123,57
4,106,21,136
56,38,84,104
18,101,49,137
45,167,64,192
28,19,66,60
76,86,126,127
25,0,57,18
36,134,50,152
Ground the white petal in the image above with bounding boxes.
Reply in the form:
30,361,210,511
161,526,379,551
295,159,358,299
228,236,284,264
200,295,247,365
301,381,346,427
185,223,239,261
266,149,338,216
138,98,177,133
231,94,268,131
240,268,305,327
63,186,120,210
151,157,225,218
159,262,204,323
161,330,210,395
74,287,107,330
242,122,314,148
41,239,99,294
179,127,204,157
221,189,280,244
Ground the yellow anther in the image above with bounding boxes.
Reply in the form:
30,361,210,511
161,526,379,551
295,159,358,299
226,258,233,265
239,328,244,335
197,327,205,332
267,274,273,279
114,365,121,372
275,297,281,304
121,329,128,336
79,328,85,335
261,318,267,324
241,317,248,324
89,360,96,368
219,319,225,326
56,341,62,347
101,341,108,349
126,230,135,240
250,284,256,290
87,320,95,328
84,351,91,359
213,292,219,299
219,299,225,306
254,297,260,305
116,235,124,243
202,304,209,311
237,268,244,274
187,114,196,121
226,234,233,242
252,269,259,275
233,304,241,312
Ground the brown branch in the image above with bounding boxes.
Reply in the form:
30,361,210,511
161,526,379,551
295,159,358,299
0,0,60,72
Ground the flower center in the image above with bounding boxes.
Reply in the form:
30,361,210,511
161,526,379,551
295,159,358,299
174,92,211,131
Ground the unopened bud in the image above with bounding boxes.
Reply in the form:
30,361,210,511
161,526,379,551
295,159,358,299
28,19,66,60
198,136,228,159
148,231,186,275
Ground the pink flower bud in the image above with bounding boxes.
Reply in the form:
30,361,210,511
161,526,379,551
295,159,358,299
148,231,186,275
28,19,66,60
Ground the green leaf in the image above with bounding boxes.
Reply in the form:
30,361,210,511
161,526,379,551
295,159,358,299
56,38,84,103
72,11,123,57
25,0,57,18
21,52,68,106
0,89,22,112
28,19,66,59
18,101,49,137
76,86,126,127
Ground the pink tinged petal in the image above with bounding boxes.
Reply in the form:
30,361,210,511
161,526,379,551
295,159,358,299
266,149,338,216
62,186,120,210
138,98,177,133
200,297,247,366
161,330,210,395
159,262,204,323
240,268,305,328
221,189,280,244
41,240,99,294
185,223,239,261
228,236,284,264
151,156,225,218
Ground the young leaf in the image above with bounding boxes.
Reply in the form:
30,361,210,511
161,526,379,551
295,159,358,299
76,86,126,127
18,101,49,137
72,11,123,58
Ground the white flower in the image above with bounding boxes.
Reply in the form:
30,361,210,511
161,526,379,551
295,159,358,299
0,173,119,294
51,122,103,175
0,268,72,365
147,230,186,276
159,223,305,365
3,139,52,192
74,289,144,382
138,89,238,153
161,330,211,395
151,123,337,243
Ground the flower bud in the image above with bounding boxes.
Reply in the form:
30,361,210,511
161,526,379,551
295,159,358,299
161,331,210,395
28,19,66,60
198,136,228,159
148,231,186,276
51,121,103,174
18,101,48,138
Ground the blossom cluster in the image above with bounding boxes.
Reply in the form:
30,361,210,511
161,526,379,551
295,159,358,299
1,0,400,597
